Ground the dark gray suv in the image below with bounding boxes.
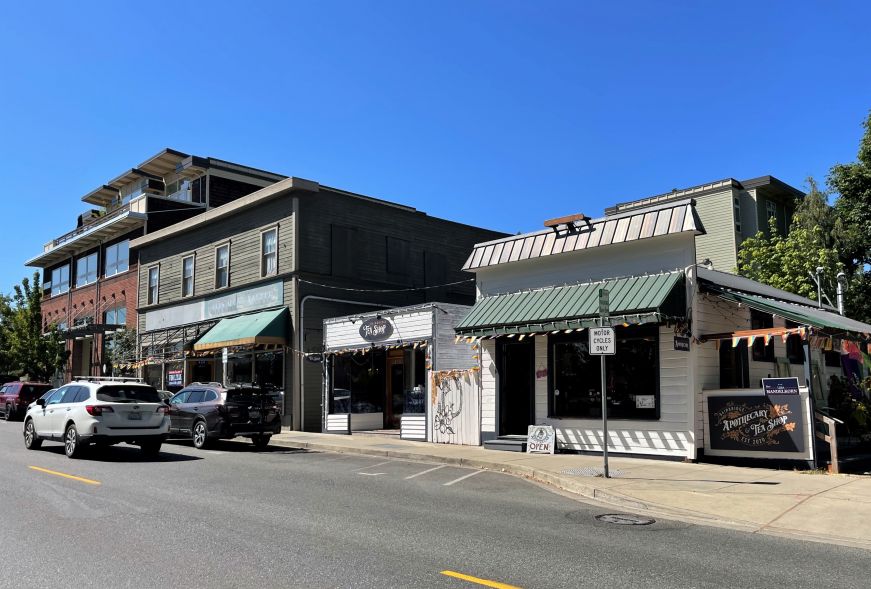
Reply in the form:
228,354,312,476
166,383,281,450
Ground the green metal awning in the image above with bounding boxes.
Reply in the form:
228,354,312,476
712,289,871,336
455,271,685,337
193,307,289,351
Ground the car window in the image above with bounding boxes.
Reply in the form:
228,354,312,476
22,385,51,397
46,387,67,405
57,387,82,404
0,386,8,395
96,385,161,403
203,390,218,402
170,391,190,405
73,387,91,403
186,390,205,404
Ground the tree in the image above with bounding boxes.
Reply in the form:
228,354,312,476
737,180,844,302
0,294,13,376
104,327,137,375
828,110,871,322
5,273,69,382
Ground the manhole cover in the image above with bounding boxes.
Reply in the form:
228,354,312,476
560,467,624,478
595,513,656,525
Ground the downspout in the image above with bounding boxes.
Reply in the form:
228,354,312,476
298,294,389,432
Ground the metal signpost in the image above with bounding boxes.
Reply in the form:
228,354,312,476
589,289,616,478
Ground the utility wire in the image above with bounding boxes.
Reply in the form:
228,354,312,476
297,278,474,293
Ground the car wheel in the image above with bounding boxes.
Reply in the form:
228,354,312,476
23,419,42,450
192,420,210,449
4,404,11,422
64,424,83,458
251,435,271,450
140,441,162,457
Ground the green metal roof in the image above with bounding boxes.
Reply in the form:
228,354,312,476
712,290,871,336
193,307,289,351
455,272,684,337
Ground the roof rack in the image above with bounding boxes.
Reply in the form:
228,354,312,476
72,376,145,383
189,382,224,388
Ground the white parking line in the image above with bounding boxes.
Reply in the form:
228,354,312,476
443,470,483,487
358,472,386,476
358,460,392,470
404,464,447,480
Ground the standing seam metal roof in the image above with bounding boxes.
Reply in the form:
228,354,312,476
462,199,704,271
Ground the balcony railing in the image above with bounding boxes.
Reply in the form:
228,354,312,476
43,203,135,252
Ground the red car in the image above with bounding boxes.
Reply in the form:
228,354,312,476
0,382,53,421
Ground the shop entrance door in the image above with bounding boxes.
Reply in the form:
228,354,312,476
499,340,534,436
385,351,405,429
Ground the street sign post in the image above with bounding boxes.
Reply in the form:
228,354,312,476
589,289,613,478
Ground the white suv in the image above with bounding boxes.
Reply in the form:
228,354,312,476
23,377,169,458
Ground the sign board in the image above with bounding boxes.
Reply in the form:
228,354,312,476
762,377,800,396
589,327,616,355
706,388,808,457
598,288,610,318
167,370,183,387
526,425,556,454
304,353,324,364
635,395,655,409
359,317,394,342
673,336,690,352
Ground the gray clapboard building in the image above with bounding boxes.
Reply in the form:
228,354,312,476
131,177,505,431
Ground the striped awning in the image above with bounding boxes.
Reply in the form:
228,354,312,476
455,271,685,337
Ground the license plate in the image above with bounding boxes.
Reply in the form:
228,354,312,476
128,412,142,420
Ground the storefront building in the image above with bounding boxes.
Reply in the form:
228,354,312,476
456,199,871,465
132,177,505,429
323,304,480,444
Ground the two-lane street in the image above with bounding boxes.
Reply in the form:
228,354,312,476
0,422,868,589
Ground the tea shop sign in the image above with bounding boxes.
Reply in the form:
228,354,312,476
359,317,394,342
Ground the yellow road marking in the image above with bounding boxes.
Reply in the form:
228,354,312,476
28,466,101,486
441,570,521,589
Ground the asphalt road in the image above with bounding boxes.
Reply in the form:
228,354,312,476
0,421,868,589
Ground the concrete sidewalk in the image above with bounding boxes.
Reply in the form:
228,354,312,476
270,431,871,550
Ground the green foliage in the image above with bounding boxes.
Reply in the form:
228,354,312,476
830,110,871,266
104,327,137,374
2,272,69,382
737,216,843,302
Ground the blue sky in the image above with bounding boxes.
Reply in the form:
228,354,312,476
1,1,869,292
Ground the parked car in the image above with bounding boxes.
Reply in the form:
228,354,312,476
166,383,281,449
23,377,169,458
0,382,53,421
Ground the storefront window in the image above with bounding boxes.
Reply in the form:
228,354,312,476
144,365,162,389
550,325,659,420
331,350,386,414
227,354,253,384
255,352,284,388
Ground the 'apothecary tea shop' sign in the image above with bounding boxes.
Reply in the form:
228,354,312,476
704,378,811,460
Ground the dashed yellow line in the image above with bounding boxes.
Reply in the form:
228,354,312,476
28,466,101,486
441,570,521,589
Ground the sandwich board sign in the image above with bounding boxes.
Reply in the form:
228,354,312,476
527,425,556,454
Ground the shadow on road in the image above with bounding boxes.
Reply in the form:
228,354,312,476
165,438,311,455
37,444,203,463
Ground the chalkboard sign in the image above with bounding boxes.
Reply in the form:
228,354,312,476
404,385,425,414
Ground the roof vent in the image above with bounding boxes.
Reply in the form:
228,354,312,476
543,213,592,235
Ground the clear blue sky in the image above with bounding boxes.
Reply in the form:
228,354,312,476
1,1,869,291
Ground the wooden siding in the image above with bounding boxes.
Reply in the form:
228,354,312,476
693,189,739,273
529,327,693,458
401,415,427,440
324,309,433,350
481,339,497,435
137,197,295,312
434,303,476,371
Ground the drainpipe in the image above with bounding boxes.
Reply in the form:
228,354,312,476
836,272,847,316
298,294,389,433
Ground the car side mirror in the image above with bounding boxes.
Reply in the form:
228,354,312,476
164,399,171,406
36,398,46,407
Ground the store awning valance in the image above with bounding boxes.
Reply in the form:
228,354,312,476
193,307,289,351
455,271,685,337
709,289,871,337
